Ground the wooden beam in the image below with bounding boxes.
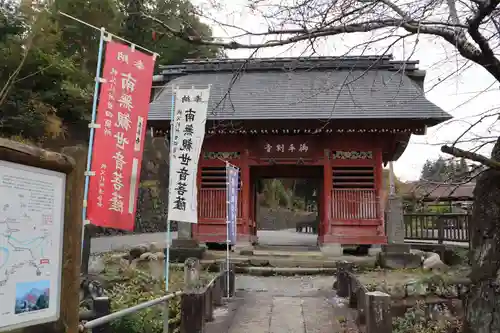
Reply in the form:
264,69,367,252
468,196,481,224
59,146,86,333
0,138,74,174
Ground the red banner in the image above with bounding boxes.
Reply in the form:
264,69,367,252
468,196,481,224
86,41,156,230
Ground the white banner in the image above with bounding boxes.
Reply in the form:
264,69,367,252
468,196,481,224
167,87,211,223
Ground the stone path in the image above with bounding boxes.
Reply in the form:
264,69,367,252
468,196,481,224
226,276,351,333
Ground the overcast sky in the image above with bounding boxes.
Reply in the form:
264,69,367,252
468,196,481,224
192,0,500,181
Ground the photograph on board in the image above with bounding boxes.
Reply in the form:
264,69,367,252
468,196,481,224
15,280,50,314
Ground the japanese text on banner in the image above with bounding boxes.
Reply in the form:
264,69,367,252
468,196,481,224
87,41,156,231
226,166,239,245
167,87,211,224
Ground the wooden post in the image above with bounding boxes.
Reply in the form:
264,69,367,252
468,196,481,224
437,218,445,244
60,146,86,333
357,287,367,325
204,285,213,322
213,275,223,306
80,223,92,275
349,288,358,308
180,292,205,333
349,277,358,309
336,262,353,297
366,291,392,333
163,300,169,333
92,297,111,333
0,140,82,333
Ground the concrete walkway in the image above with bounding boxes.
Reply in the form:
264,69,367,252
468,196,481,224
225,276,351,333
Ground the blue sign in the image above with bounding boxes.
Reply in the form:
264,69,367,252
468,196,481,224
226,165,239,245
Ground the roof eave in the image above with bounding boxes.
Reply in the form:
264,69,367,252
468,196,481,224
424,115,453,127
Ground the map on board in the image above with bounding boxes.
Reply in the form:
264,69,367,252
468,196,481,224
0,160,65,332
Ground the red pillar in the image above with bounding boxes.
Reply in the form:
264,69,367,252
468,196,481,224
320,149,332,245
241,149,252,243
374,148,386,238
192,162,203,240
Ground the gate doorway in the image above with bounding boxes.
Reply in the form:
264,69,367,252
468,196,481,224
250,165,323,249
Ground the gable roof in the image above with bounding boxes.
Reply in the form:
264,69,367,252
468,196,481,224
149,55,451,125
402,181,475,201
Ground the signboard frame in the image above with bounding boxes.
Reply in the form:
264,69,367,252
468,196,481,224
0,160,66,332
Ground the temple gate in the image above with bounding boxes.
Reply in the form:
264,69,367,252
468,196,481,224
149,56,451,253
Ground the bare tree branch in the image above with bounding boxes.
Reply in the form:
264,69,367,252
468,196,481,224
143,0,500,80
441,144,500,169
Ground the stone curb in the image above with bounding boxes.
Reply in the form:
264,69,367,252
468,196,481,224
96,252,377,273
235,266,338,276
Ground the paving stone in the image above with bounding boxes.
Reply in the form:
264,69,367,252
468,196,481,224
227,276,348,333
269,297,304,333
228,294,272,333
302,296,339,333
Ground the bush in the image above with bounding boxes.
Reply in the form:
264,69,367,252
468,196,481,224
104,266,215,333
106,269,183,333
393,302,462,333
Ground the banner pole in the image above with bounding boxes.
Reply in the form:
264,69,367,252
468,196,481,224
81,27,106,265
165,87,175,308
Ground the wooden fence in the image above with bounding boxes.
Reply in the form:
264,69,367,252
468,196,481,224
404,213,470,243
336,262,469,333
79,260,235,333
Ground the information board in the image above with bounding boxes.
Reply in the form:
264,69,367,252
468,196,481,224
0,160,66,332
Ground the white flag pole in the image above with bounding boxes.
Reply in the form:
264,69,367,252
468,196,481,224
163,89,175,333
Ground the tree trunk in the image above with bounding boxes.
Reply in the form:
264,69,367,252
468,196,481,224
464,137,500,333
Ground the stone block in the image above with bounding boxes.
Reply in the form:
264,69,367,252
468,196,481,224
366,291,392,333
442,248,468,266
129,244,148,260
235,242,254,255
172,238,200,248
166,247,205,263
382,243,410,254
250,259,270,266
386,196,405,244
240,249,254,256
377,252,421,269
320,243,343,257
423,253,449,272
368,245,381,257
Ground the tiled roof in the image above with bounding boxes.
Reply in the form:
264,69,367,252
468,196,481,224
402,181,475,200
149,56,451,124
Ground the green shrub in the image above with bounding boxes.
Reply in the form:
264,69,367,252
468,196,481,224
393,302,461,333
103,266,215,333
106,269,183,333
